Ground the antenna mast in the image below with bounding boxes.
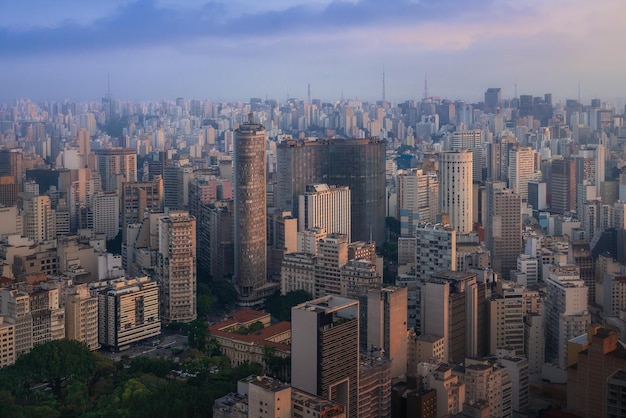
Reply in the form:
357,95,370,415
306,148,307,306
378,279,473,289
382,66,386,103
423,73,428,100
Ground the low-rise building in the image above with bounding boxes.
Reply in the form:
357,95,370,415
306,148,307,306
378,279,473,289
209,310,290,368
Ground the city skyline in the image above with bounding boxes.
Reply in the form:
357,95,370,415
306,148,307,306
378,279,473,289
1,0,625,103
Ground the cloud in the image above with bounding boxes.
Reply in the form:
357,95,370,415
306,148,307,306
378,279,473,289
0,0,520,57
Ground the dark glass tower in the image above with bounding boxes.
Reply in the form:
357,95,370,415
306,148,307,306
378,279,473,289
276,138,386,245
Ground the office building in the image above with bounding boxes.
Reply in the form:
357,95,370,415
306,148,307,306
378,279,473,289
363,286,408,378
298,184,351,241
120,177,164,241
0,175,19,207
485,180,522,280
524,313,545,377
291,295,359,417
158,211,197,324
277,138,386,245
485,88,502,110
544,265,590,369
420,270,487,363
607,369,626,418
92,191,120,240
94,276,160,352
397,169,438,231
488,281,525,354
95,148,137,192
0,149,23,188
234,116,269,305
508,146,536,202
438,150,473,234
567,328,626,418
551,159,576,214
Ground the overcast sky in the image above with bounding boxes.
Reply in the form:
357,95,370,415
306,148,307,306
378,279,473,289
1,0,624,104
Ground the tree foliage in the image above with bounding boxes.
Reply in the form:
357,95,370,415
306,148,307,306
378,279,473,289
265,290,312,322
0,338,265,418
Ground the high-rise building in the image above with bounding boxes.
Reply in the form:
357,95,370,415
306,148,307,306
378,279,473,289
298,184,351,241
64,283,99,351
420,270,487,363
0,175,19,207
397,169,438,233
464,358,513,418
488,281,525,354
92,191,120,240
363,286,408,378
508,146,536,202
485,88,502,110
120,177,164,241
277,138,386,244
358,355,392,418
93,276,161,352
415,223,457,282
234,116,271,305
24,195,56,243
450,130,482,183
158,211,197,324
95,148,137,192
0,149,23,188
291,295,360,417
485,180,522,280
544,265,590,369
567,328,626,418
438,150,473,234
551,158,576,214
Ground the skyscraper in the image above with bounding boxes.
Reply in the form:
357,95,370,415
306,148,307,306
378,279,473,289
158,211,197,324
508,146,536,202
291,295,360,417
234,115,270,305
485,180,522,280
95,148,137,192
551,158,576,214
299,184,351,241
277,138,386,244
364,286,408,378
438,150,473,234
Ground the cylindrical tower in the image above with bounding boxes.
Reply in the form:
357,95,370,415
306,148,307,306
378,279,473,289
438,150,473,234
234,114,267,300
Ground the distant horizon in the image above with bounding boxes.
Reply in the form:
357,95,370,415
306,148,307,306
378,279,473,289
3,87,626,109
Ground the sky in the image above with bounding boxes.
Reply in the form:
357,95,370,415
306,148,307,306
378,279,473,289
0,0,625,104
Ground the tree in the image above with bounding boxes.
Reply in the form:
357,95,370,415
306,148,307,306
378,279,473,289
14,339,95,400
188,319,208,351
265,290,312,321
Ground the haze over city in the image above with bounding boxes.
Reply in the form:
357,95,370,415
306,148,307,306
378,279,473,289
1,0,625,103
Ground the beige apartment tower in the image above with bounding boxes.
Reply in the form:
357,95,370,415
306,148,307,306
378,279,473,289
438,150,473,234
158,211,197,324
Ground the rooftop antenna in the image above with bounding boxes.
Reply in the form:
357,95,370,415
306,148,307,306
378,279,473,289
423,72,428,100
382,66,386,103
308,83,311,105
